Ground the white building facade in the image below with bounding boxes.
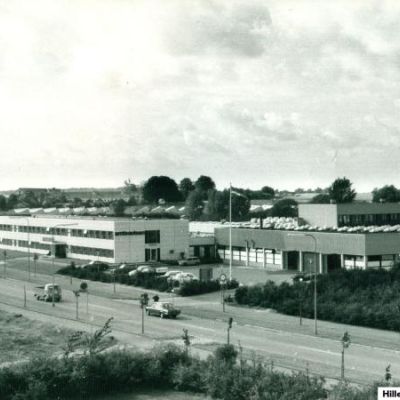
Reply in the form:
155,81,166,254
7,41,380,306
0,215,189,263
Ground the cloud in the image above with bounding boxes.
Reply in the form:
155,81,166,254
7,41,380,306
163,1,271,57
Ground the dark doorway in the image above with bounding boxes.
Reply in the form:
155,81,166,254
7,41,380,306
54,244,67,258
327,254,341,272
287,251,299,270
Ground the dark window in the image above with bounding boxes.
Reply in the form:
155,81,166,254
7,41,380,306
145,230,160,244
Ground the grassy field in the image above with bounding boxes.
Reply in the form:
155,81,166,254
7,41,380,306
0,310,72,364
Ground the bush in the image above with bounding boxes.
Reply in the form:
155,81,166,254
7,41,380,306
234,268,400,331
59,265,239,297
178,279,239,297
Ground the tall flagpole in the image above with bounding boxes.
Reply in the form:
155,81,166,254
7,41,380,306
229,182,232,281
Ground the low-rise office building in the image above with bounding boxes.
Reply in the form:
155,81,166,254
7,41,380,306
216,203,400,273
0,215,189,264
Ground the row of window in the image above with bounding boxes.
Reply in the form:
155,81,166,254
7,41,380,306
0,225,160,242
70,229,113,240
217,246,281,264
338,213,400,227
69,246,114,258
0,224,114,240
1,239,49,250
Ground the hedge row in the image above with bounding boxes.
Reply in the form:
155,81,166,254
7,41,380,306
1,340,391,400
234,266,400,331
58,265,238,296
0,343,326,400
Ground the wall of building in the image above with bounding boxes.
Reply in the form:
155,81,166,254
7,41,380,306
0,216,189,264
298,204,338,227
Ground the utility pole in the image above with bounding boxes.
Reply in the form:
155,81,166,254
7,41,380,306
227,317,233,345
23,285,26,308
3,250,6,279
73,290,80,320
219,273,227,312
140,293,149,334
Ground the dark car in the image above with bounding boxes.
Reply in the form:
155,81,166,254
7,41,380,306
145,302,181,319
82,260,110,272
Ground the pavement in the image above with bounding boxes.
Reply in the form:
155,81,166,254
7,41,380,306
0,255,398,386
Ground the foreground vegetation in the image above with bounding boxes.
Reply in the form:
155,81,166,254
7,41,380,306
0,311,72,364
235,266,400,331
0,340,393,400
0,315,395,400
58,265,238,296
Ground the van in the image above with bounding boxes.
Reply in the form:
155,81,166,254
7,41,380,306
178,257,200,266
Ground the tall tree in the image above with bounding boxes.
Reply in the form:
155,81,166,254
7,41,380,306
260,186,275,199
270,199,298,217
194,175,216,193
123,178,137,195
185,190,204,220
17,190,40,208
0,195,7,210
7,193,18,210
179,178,195,200
372,185,400,203
111,199,126,217
142,176,182,204
206,189,250,221
328,177,356,203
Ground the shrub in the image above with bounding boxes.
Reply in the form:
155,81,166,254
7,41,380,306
234,268,400,331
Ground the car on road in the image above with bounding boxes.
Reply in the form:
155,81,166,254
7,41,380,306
34,284,62,302
145,301,181,319
178,257,200,266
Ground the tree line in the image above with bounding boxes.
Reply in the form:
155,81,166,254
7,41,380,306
2,176,400,220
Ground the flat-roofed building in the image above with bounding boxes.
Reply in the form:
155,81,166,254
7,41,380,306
299,203,400,227
0,215,189,264
216,202,400,272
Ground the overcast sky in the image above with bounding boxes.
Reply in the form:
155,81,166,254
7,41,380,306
1,0,400,192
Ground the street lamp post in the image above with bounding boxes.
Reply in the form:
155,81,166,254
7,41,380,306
289,232,318,335
229,183,232,281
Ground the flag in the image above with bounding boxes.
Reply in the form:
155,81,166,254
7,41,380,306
231,189,246,197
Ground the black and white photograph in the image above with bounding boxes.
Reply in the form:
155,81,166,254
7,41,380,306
1,0,400,399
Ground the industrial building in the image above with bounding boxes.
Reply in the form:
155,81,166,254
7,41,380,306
216,203,400,272
0,215,189,264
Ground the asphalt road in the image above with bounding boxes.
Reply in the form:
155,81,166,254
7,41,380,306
0,256,399,385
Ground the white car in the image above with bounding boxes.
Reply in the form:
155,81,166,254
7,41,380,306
172,272,199,283
178,257,200,266
161,270,183,279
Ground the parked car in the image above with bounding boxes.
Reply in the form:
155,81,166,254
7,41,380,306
117,263,137,273
172,272,199,283
81,260,110,272
129,265,168,276
128,265,155,276
178,257,200,266
161,270,183,280
145,302,181,319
